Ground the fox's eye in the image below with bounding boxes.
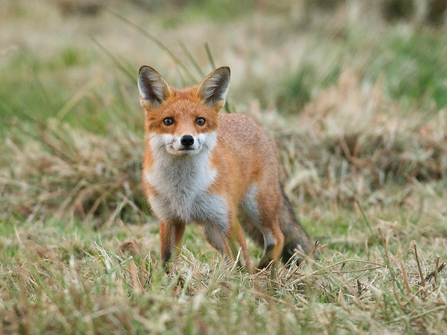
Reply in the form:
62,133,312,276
163,117,174,126
196,117,206,126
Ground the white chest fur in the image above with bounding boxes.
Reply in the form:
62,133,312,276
145,132,229,231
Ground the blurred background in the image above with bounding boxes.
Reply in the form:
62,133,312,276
1,0,447,237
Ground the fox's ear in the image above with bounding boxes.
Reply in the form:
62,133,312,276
138,66,171,109
197,67,230,111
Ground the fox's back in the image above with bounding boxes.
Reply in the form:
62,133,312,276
216,113,279,177
209,113,281,210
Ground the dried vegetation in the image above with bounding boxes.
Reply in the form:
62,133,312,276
1,0,447,333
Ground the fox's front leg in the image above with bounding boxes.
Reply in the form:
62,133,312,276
159,221,185,269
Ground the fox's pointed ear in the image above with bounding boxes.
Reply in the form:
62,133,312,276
197,67,230,111
138,66,171,109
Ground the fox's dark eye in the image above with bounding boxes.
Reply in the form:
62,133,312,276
196,117,206,126
163,117,174,126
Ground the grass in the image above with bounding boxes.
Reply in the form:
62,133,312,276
1,0,447,333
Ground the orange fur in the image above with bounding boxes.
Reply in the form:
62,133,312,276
138,66,313,272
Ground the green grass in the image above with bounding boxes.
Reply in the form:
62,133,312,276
1,0,447,334
369,30,447,110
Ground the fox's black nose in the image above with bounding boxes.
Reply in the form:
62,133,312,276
181,135,194,147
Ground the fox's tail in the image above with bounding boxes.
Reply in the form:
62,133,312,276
278,183,316,264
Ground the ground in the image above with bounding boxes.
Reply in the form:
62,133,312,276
1,0,447,334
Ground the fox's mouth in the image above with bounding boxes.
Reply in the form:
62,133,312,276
178,147,198,155
166,145,200,155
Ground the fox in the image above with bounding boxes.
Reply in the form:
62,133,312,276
138,65,315,271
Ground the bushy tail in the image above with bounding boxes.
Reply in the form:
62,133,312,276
278,183,317,264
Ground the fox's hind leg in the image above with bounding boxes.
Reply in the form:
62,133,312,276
256,217,284,269
241,183,284,269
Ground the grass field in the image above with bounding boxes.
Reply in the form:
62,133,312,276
1,0,447,333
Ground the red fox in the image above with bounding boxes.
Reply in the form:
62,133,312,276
138,66,315,271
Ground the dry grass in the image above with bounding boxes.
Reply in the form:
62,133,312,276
1,218,447,334
1,0,447,334
1,118,145,226
0,221,446,334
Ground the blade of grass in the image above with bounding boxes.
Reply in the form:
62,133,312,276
356,199,405,295
204,42,216,70
178,41,205,78
413,241,426,287
202,43,233,113
91,38,135,84
164,271,184,294
56,79,96,121
180,272,193,299
104,7,197,84
224,100,235,113
230,248,242,272
387,306,447,324
19,47,53,111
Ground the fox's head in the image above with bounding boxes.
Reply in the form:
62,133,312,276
138,66,230,156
